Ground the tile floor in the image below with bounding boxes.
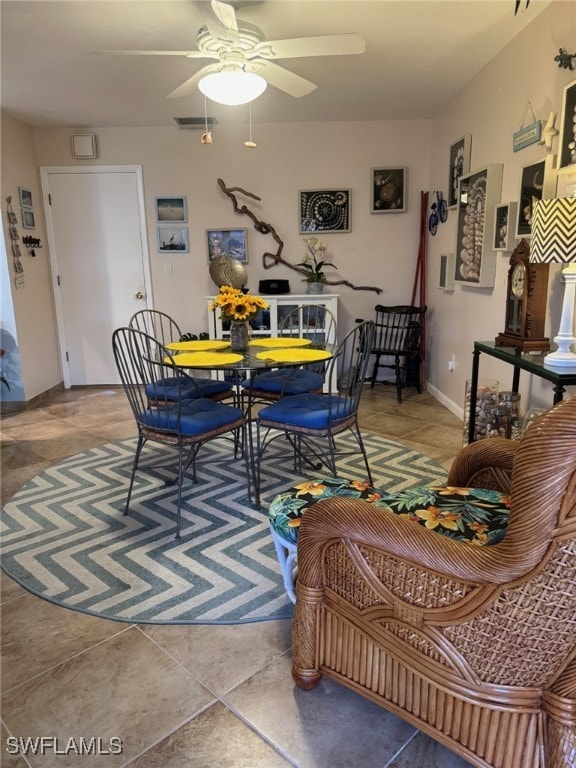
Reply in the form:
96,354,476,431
1,384,471,768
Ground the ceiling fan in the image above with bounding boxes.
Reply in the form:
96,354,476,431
106,0,366,103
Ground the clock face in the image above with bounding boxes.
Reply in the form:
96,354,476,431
511,263,526,298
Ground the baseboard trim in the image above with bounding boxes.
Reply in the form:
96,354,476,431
0,381,65,414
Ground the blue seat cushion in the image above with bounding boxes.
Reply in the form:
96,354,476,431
146,376,230,401
139,398,243,436
269,480,510,547
243,369,324,396
259,393,353,429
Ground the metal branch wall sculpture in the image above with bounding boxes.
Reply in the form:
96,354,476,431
217,178,382,295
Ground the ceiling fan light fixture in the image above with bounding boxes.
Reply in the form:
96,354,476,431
198,70,267,106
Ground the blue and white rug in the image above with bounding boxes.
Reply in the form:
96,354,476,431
1,434,446,624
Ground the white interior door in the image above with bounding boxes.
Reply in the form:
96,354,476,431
41,166,152,386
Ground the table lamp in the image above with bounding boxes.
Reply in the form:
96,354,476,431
530,197,576,368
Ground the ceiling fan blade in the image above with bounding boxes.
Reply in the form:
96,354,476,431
253,33,366,60
250,60,316,98
211,0,238,33
167,65,219,98
101,50,216,58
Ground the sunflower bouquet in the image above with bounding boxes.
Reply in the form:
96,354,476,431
209,286,269,322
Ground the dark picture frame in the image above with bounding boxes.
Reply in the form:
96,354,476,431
206,228,248,263
516,159,546,237
558,78,576,169
157,226,189,253
448,135,472,208
492,202,517,252
370,167,406,213
155,196,187,223
299,189,350,233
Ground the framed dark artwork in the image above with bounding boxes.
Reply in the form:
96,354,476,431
454,164,503,287
492,202,517,252
155,196,187,223
558,78,576,169
206,228,248,263
299,189,350,233
370,167,406,213
448,135,472,208
157,226,188,253
516,159,545,237
18,188,33,209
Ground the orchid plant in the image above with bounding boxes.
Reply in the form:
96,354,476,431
296,237,337,283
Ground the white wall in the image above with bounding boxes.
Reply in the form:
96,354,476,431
32,119,431,337
426,0,576,415
1,115,61,402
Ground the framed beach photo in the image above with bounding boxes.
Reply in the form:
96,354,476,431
516,159,546,238
155,196,187,223
21,209,35,229
299,189,350,233
448,135,472,208
558,78,576,169
370,167,406,213
206,228,248,263
18,188,33,209
157,226,188,253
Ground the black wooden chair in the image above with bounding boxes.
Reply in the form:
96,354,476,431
361,305,427,403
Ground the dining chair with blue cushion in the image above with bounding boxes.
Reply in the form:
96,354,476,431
112,326,249,538
242,305,337,407
254,320,375,508
129,308,233,403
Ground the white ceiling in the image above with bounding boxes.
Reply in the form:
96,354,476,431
1,0,552,129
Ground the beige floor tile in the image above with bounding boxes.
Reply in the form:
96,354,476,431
0,571,27,604
89,420,137,442
224,653,416,768
1,628,215,768
125,701,292,768
1,593,127,692
357,412,425,438
1,723,30,768
140,619,292,696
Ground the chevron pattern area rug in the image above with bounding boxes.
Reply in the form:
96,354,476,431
1,434,446,625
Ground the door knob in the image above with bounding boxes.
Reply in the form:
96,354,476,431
135,291,145,300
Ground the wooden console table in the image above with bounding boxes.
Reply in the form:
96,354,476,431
467,341,576,444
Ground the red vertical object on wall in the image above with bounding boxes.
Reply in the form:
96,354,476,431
411,191,428,375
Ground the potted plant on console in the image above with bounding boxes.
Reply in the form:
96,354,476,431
297,237,337,294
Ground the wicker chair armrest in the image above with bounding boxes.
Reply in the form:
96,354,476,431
447,437,520,492
297,494,533,590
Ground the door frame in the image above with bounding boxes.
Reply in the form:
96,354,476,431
40,165,153,388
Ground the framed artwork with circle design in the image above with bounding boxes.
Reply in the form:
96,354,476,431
515,159,546,238
370,168,406,213
558,77,576,169
299,189,350,232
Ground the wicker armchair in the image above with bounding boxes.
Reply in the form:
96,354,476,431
292,397,576,768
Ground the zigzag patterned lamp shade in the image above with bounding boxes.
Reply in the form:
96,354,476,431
530,197,576,368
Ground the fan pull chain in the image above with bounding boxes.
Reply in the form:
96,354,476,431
201,95,212,145
244,101,257,148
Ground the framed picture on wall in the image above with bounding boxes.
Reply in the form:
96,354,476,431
299,189,350,233
18,188,33,209
492,202,517,251
556,164,576,198
516,159,546,238
21,209,35,229
558,78,576,169
454,164,503,287
155,196,187,223
157,226,188,253
370,167,406,213
206,228,248,263
448,135,472,208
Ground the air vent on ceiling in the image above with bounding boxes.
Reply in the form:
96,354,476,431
174,117,217,130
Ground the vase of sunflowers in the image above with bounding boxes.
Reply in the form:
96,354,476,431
210,286,269,351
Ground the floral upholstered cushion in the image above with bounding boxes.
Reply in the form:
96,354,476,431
268,478,381,545
268,480,510,547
